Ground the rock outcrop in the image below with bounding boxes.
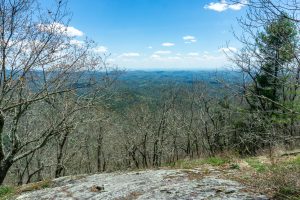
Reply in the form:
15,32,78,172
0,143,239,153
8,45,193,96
16,169,268,200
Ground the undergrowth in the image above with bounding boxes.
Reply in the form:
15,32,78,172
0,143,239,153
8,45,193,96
245,155,300,200
166,156,231,169
166,154,300,199
0,186,15,200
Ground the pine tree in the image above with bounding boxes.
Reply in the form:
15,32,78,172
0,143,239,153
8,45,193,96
254,14,298,112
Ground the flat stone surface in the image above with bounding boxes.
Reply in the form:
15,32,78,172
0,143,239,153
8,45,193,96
16,169,268,200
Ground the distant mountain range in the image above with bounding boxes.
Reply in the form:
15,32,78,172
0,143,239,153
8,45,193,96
117,70,243,89
102,70,244,111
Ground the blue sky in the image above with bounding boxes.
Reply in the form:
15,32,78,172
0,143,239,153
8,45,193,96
60,0,247,70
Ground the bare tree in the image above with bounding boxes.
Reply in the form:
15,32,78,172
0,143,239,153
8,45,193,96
0,0,109,184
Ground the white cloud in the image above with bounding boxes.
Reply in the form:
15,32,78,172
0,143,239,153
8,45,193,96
229,2,246,10
183,36,195,40
166,56,181,60
183,35,197,43
107,58,114,61
120,52,140,57
65,26,84,37
37,22,84,37
154,50,171,55
70,39,84,47
151,54,161,59
187,52,199,56
204,0,228,12
150,54,181,61
142,51,230,70
94,46,108,53
204,0,247,12
218,47,237,53
162,42,175,47
148,46,153,49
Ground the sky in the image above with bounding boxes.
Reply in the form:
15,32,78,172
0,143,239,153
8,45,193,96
55,0,248,70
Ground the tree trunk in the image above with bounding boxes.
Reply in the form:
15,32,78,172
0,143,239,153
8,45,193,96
55,129,69,178
97,131,103,172
0,159,13,185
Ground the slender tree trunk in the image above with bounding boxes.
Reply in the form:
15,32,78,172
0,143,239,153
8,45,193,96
36,158,43,182
55,130,69,178
102,153,106,171
152,139,159,167
97,128,103,172
0,159,13,185
0,113,12,185
142,134,148,168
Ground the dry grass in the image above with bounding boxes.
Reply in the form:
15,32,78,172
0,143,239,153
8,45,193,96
227,155,300,200
17,179,53,193
0,179,53,200
257,156,300,200
167,152,300,199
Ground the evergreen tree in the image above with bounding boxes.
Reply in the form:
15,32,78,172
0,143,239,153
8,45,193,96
254,14,298,112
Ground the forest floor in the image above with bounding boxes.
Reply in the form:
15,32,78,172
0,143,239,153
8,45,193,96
3,154,299,200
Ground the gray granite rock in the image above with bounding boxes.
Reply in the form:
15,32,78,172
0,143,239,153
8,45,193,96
16,169,268,200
